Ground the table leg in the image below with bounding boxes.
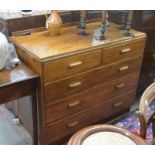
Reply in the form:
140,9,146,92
31,91,38,145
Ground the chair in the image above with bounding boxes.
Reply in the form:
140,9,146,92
68,82,155,145
116,82,155,144
139,82,155,140
67,124,145,145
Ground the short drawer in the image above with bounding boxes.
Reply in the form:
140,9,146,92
45,72,139,124
102,39,145,65
44,50,101,82
45,89,136,144
45,57,142,103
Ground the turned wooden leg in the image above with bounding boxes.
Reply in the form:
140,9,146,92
152,114,155,139
31,91,38,145
135,111,147,139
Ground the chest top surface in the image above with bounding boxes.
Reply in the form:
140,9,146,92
11,22,146,62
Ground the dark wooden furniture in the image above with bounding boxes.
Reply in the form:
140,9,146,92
0,11,102,37
0,11,71,36
132,11,155,93
0,64,39,144
11,21,146,144
67,124,145,145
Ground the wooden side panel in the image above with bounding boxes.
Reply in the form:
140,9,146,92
18,96,33,135
15,46,41,75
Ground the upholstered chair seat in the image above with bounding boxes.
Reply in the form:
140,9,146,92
82,131,136,145
68,124,145,145
115,101,155,144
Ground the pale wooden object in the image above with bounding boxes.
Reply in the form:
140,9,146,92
137,82,155,139
45,10,63,36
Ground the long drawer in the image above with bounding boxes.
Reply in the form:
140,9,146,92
45,57,142,103
44,50,101,82
102,39,145,65
45,72,139,124
45,89,136,144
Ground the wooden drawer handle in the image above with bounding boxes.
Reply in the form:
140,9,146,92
67,121,79,128
113,102,123,107
152,53,155,60
68,61,83,69
69,81,82,89
115,83,126,89
67,101,80,108
18,32,31,36
120,48,131,54
0,79,2,86
119,66,129,72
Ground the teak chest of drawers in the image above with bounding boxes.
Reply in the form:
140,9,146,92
11,22,146,144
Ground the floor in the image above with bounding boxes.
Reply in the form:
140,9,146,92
0,97,140,145
0,104,32,145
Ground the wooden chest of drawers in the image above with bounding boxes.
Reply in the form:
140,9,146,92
11,22,146,144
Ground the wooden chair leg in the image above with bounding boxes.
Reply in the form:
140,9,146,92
136,111,147,139
152,114,155,139
152,121,155,145
31,91,38,145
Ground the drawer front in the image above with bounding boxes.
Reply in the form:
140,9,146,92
44,50,101,82
45,89,136,144
45,57,142,103
102,39,145,65
45,72,139,124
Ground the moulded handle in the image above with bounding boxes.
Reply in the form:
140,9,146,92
115,83,126,89
119,66,129,72
67,121,79,128
69,81,82,89
113,102,123,107
120,48,131,54
67,101,80,108
152,53,155,60
68,61,83,69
